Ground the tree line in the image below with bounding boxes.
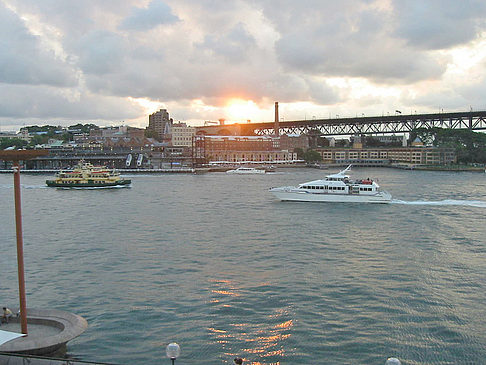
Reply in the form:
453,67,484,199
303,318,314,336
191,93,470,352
409,127,486,164
1,124,99,150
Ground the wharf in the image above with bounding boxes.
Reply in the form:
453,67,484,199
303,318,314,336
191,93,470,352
0,168,198,174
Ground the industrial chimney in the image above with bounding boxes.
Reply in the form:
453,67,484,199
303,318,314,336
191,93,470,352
274,102,280,137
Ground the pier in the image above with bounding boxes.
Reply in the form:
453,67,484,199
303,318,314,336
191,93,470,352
0,168,197,174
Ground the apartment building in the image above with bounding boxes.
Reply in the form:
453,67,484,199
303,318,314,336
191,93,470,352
146,109,173,142
172,123,196,147
316,146,456,165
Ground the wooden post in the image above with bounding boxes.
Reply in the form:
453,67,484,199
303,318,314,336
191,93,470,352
0,150,47,336
13,162,28,335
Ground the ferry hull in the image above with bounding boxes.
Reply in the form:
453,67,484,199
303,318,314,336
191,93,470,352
269,187,392,203
46,179,131,188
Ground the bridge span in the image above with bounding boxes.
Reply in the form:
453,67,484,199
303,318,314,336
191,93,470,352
196,111,486,136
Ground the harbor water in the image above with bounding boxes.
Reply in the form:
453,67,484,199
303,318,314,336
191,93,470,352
1,167,486,364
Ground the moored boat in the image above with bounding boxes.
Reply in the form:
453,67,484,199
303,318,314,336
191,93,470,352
46,161,131,188
269,165,392,203
226,167,266,174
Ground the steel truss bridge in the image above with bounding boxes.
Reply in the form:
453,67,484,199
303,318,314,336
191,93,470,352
237,111,486,136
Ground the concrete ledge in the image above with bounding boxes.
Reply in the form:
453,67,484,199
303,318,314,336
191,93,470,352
0,352,101,365
0,308,87,356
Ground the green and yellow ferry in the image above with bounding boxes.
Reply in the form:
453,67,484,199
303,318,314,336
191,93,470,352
46,161,131,188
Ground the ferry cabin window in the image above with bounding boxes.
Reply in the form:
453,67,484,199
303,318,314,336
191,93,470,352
330,186,344,190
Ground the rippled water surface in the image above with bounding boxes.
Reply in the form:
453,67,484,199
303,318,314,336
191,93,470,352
1,167,486,364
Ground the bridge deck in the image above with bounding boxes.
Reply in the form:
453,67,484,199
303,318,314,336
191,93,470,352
196,111,486,136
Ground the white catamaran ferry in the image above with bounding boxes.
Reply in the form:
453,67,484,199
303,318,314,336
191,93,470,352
269,165,392,203
226,167,266,174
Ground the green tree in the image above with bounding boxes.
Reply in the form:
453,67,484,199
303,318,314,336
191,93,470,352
335,139,349,147
61,133,72,142
303,149,322,163
409,127,436,146
145,129,159,140
1,138,28,149
68,123,99,133
29,134,49,146
410,127,486,164
294,147,304,160
25,125,59,136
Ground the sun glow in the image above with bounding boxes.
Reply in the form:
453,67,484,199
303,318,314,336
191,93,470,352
225,99,261,123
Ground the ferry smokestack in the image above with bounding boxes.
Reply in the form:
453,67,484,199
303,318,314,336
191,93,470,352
274,102,279,137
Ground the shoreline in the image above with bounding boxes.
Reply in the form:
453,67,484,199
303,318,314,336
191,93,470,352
0,164,484,174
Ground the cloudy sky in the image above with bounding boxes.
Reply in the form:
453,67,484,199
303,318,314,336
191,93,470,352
2,0,486,131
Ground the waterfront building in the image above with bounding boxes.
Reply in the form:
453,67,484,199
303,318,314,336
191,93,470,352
315,146,456,165
193,135,295,165
172,123,196,147
278,134,309,151
149,146,193,169
78,126,149,148
146,109,173,142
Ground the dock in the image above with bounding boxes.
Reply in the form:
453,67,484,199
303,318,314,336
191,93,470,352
0,168,198,174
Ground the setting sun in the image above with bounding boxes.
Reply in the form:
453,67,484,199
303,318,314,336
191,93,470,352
225,99,260,123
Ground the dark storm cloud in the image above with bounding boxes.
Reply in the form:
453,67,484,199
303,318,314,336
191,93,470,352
119,0,180,31
0,3,77,87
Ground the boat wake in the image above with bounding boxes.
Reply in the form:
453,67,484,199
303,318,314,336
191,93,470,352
0,184,49,189
23,185,49,189
65,185,131,190
391,199,486,208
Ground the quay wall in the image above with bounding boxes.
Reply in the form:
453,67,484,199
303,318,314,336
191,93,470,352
0,353,108,365
0,168,196,174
